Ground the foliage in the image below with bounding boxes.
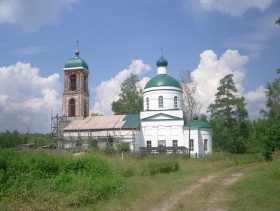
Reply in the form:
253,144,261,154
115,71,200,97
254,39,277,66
0,150,126,207
276,17,280,25
262,121,280,160
112,74,143,114
207,74,248,125
0,131,53,148
117,142,130,152
140,159,179,176
207,74,249,153
260,77,280,120
89,139,99,151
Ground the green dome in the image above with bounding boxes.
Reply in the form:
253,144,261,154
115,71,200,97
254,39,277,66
156,56,168,67
64,50,89,70
144,74,181,89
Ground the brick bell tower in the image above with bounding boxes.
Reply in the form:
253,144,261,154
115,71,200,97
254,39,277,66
62,42,89,119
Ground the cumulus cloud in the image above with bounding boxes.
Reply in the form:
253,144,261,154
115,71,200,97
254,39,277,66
92,60,151,115
0,0,77,31
199,0,275,17
190,49,266,119
0,62,61,133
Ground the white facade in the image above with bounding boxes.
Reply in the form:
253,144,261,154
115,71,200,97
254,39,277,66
137,56,212,157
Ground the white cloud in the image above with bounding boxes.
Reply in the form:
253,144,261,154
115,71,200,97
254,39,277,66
91,60,151,115
0,0,77,31
190,49,266,119
199,0,275,17
244,85,266,102
0,62,61,133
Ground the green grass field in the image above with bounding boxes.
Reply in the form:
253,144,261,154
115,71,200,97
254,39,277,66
0,149,279,210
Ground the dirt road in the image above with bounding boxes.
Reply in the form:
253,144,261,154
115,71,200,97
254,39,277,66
150,165,257,211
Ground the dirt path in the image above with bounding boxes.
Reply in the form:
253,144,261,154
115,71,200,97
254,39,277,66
150,165,256,211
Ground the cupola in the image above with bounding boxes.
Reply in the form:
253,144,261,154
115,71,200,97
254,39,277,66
64,43,89,71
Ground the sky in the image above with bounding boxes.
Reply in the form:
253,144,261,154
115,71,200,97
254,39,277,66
0,0,279,134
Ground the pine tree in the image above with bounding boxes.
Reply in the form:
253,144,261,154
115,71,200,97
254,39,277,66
207,74,249,153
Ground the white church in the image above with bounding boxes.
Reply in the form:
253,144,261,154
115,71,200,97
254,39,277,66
58,47,212,157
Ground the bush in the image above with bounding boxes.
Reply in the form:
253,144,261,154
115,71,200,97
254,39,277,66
117,142,130,152
140,156,179,176
0,150,126,206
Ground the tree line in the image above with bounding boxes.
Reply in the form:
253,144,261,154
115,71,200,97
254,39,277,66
0,130,53,148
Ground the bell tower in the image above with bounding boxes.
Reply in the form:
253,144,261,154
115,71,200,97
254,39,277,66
62,42,89,119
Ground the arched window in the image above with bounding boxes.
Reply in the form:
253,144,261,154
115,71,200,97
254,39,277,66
84,99,88,117
68,98,75,117
158,96,163,108
146,97,149,110
174,96,178,108
70,74,76,91
84,75,88,91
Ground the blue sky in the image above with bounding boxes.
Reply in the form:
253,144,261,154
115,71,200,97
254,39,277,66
0,0,279,133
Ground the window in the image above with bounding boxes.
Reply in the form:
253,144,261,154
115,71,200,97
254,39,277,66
158,140,166,147
146,141,151,148
204,139,208,151
158,96,163,108
68,98,75,117
84,75,88,91
190,139,194,151
174,96,178,108
70,74,76,91
173,140,178,147
84,100,88,117
146,97,149,110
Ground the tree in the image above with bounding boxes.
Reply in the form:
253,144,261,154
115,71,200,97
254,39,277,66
179,71,201,121
276,17,280,25
207,74,249,153
263,121,280,160
112,74,143,114
207,74,248,126
261,70,280,120
179,71,201,156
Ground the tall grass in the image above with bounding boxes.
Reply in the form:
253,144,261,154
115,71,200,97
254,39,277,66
107,154,180,177
0,150,126,207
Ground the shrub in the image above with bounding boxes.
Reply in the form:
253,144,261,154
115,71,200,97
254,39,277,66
140,157,179,176
0,150,126,206
117,142,130,152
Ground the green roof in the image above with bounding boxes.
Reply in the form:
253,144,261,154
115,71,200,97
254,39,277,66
122,114,140,129
64,50,89,70
184,120,211,128
144,74,181,89
156,55,168,67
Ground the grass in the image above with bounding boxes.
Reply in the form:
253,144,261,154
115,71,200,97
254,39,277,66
0,150,278,210
228,154,280,211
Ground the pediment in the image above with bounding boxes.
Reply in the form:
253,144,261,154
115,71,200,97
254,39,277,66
142,113,183,121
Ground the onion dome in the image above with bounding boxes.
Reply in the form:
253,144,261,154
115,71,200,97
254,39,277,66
144,74,181,89
156,55,168,67
64,45,89,71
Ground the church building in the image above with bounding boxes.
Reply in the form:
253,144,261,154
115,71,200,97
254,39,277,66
59,47,212,157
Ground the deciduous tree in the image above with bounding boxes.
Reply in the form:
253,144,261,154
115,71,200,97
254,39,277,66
112,74,143,114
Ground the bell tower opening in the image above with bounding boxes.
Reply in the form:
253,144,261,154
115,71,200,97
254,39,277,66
70,74,77,91
68,98,76,117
